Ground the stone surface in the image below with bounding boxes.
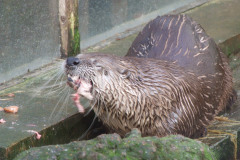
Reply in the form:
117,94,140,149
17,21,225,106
14,129,216,160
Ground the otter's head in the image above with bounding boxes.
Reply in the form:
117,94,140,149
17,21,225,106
65,53,131,102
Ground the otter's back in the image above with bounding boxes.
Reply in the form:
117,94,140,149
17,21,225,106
127,15,222,77
126,14,233,115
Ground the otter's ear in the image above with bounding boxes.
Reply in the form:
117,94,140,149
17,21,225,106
117,68,131,79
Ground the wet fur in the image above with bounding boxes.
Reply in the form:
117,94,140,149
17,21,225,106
65,15,235,138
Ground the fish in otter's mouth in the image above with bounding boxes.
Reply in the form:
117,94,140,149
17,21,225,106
65,57,94,113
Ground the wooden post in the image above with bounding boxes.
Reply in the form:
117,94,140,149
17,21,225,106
59,0,80,58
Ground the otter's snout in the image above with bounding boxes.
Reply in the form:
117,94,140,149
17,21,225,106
66,57,80,66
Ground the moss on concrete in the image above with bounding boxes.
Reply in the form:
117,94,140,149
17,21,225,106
14,129,216,160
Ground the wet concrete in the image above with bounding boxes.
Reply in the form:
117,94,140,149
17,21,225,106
186,0,240,44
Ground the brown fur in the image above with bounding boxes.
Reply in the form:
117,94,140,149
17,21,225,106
65,15,235,138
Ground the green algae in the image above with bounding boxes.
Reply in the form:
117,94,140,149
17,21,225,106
14,129,216,160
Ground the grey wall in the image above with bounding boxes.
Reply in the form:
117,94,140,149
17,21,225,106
0,0,60,83
79,0,198,49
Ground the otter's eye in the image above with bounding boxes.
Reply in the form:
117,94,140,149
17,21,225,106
117,68,131,79
92,59,99,65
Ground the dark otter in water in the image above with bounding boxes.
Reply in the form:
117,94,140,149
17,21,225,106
65,14,235,138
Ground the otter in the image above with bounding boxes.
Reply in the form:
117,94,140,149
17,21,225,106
65,14,235,138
